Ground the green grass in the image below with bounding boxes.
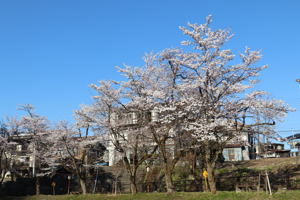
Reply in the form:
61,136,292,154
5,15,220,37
3,191,300,200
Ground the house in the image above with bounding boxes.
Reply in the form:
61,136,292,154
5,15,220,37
6,133,106,179
256,143,290,158
223,144,250,161
286,133,300,157
7,133,35,178
107,109,169,166
222,130,251,161
106,110,256,165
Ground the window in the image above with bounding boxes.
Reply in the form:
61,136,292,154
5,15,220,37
228,148,235,161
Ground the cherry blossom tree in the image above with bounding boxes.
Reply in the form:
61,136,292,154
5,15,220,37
0,119,20,185
80,16,292,194
163,15,291,193
17,104,49,195
18,104,48,136
5,116,22,136
44,121,103,195
116,58,192,193
0,129,13,186
75,81,159,194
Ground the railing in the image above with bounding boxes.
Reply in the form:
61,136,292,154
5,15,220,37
3,173,300,195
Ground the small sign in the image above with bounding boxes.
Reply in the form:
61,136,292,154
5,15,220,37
202,170,208,178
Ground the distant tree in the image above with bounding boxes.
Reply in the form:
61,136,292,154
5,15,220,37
74,108,92,138
44,121,101,195
0,122,14,185
0,121,8,137
18,104,48,136
0,132,13,186
6,116,22,136
16,104,49,195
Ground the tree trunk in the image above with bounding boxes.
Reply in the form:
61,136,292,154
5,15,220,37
36,177,40,195
79,178,87,194
123,155,139,194
165,165,174,193
0,150,3,185
0,166,6,186
130,175,138,194
207,162,216,194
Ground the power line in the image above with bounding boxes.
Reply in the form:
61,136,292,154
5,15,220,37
276,130,300,133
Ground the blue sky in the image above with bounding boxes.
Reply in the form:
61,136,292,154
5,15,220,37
0,0,299,136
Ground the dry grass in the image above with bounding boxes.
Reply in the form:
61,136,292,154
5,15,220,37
220,157,300,172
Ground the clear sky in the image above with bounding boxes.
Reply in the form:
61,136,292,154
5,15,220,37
0,0,299,137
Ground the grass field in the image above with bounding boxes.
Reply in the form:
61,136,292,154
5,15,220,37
2,191,300,200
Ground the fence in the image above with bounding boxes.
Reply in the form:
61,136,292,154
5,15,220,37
2,173,300,195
